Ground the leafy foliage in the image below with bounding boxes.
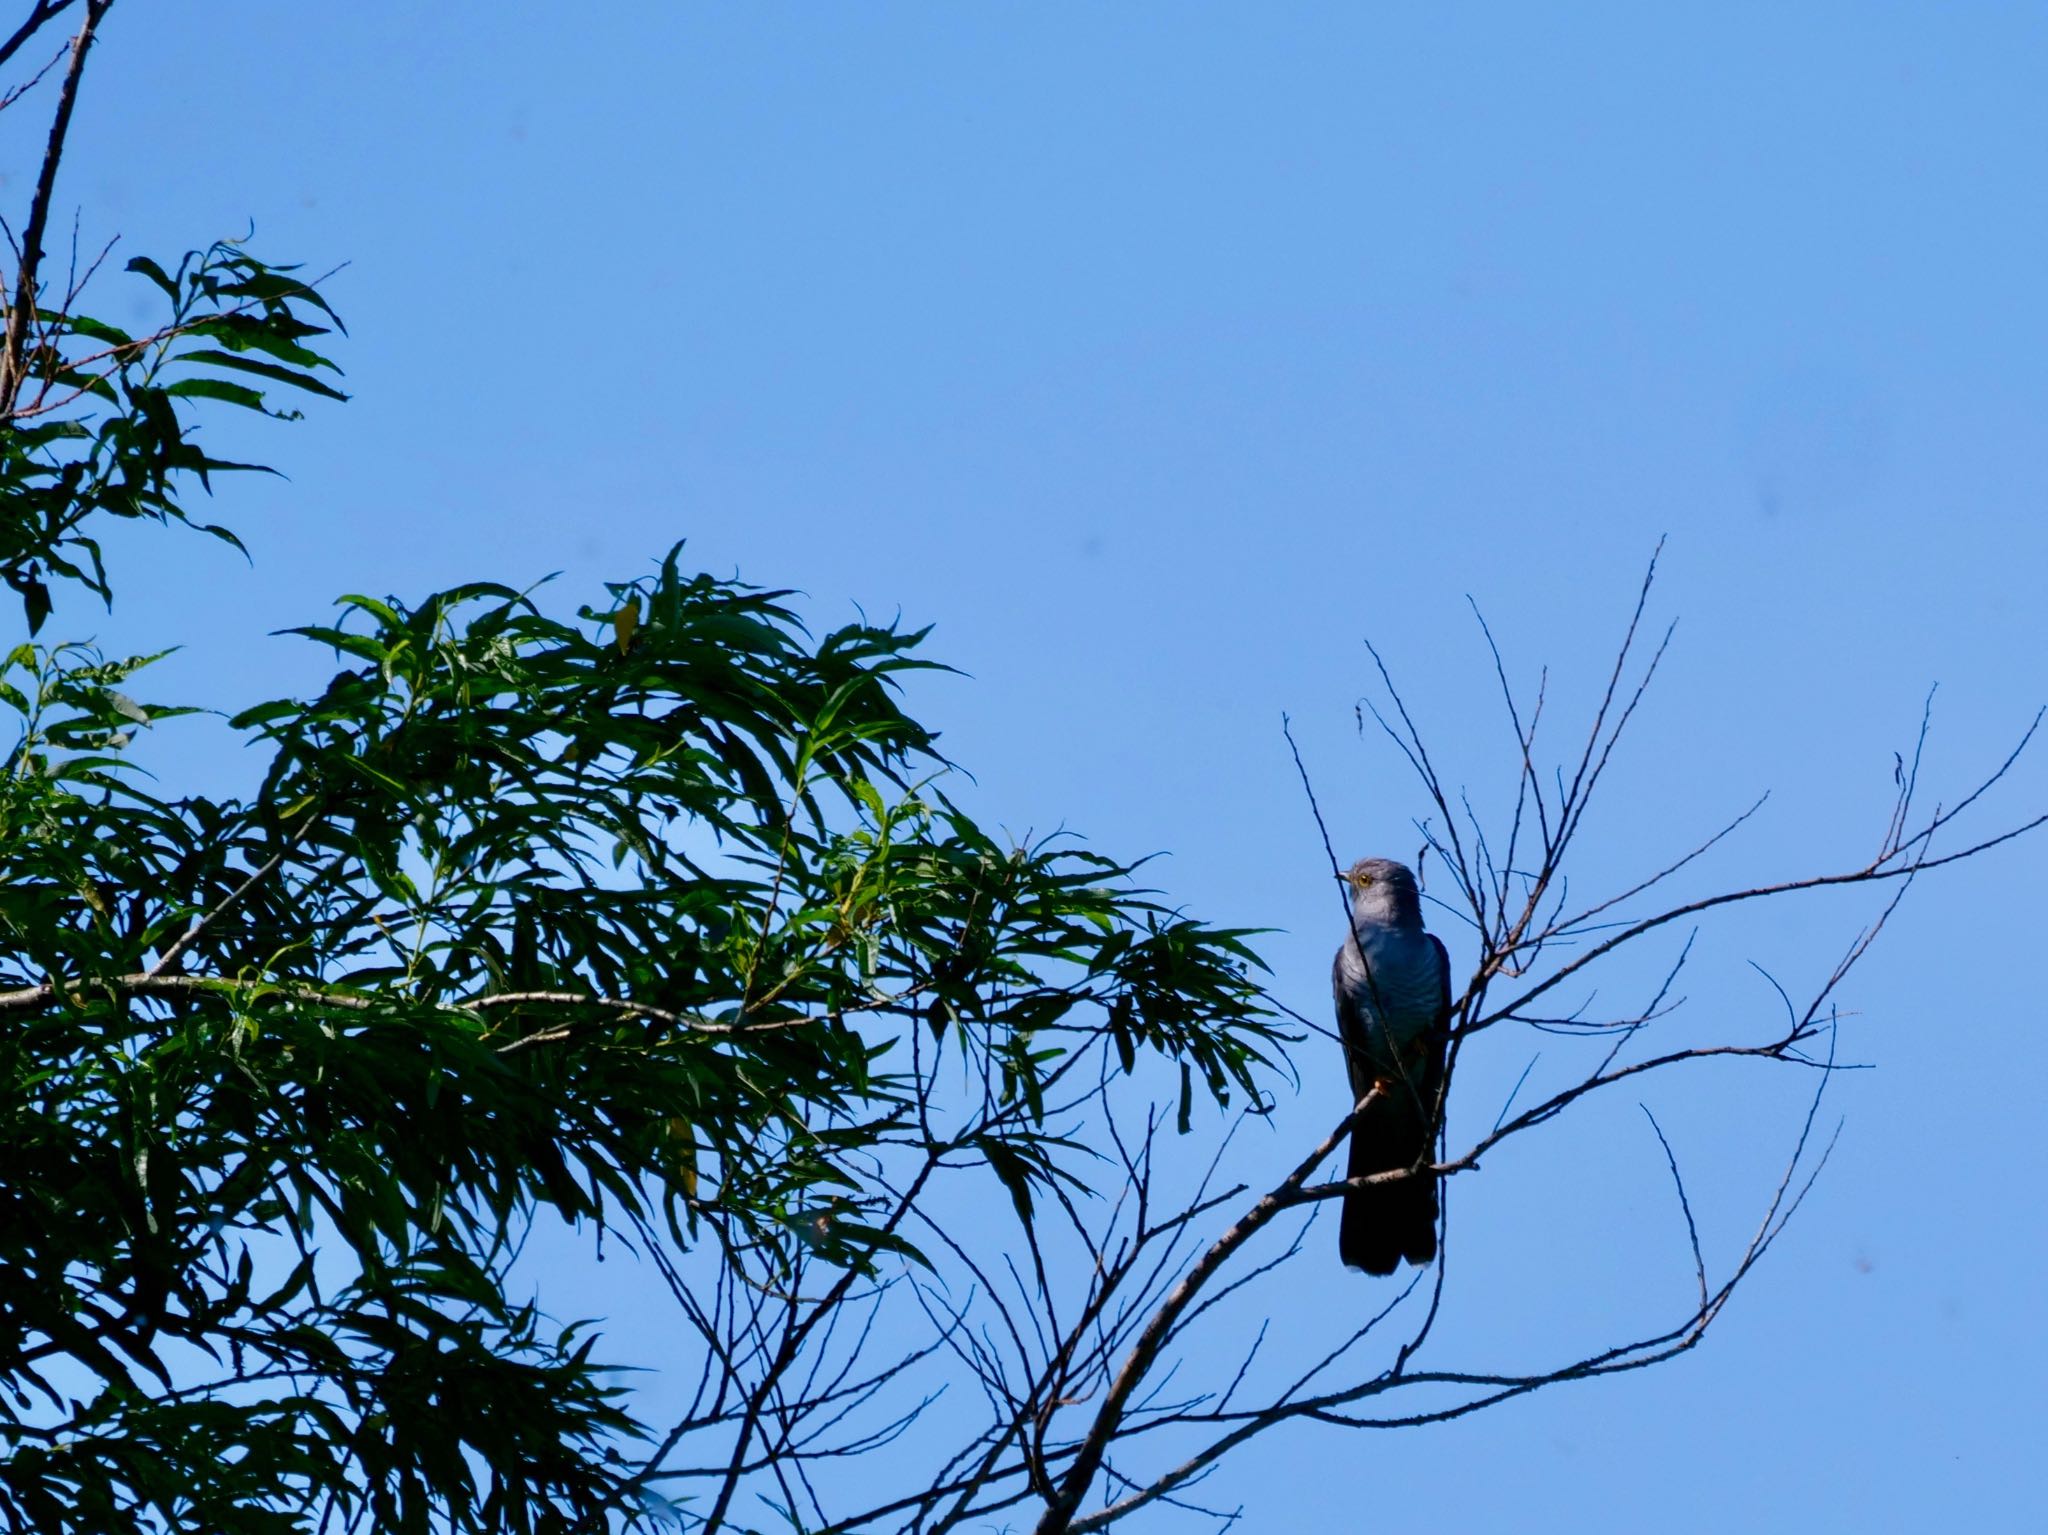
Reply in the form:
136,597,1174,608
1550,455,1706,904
0,154,1278,1535
0,241,345,634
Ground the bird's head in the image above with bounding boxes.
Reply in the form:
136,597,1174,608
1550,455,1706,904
1338,857,1423,928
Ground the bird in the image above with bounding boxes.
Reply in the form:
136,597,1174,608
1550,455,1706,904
1332,856,1451,1275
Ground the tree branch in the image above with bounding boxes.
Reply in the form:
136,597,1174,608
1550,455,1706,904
0,0,108,414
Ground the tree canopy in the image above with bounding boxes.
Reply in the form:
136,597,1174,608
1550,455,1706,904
0,210,1282,1529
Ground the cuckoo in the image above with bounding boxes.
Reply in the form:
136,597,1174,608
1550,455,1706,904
1331,857,1451,1275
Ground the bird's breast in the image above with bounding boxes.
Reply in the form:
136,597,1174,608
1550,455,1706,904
1336,929,1442,1049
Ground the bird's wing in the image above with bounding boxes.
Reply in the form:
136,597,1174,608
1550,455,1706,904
1332,943,1373,1100
1428,933,1452,1031
1419,931,1453,1117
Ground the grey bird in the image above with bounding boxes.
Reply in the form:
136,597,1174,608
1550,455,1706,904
1332,857,1451,1274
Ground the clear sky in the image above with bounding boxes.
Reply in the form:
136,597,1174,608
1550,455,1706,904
24,2,2048,1529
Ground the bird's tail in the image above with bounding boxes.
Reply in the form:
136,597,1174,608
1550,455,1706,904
1339,1088,1439,1276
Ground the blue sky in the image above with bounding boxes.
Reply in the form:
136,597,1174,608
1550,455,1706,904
23,2,2048,1528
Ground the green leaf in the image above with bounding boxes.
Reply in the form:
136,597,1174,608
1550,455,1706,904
125,253,180,298
172,348,350,401
21,573,50,635
63,314,136,348
162,377,271,411
107,691,151,725
980,1137,1037,1224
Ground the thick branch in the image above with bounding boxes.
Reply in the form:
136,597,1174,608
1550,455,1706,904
0,0,77,77
1027,1095,1372,1534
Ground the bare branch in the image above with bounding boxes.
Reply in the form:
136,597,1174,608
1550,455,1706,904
0,0,77,78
